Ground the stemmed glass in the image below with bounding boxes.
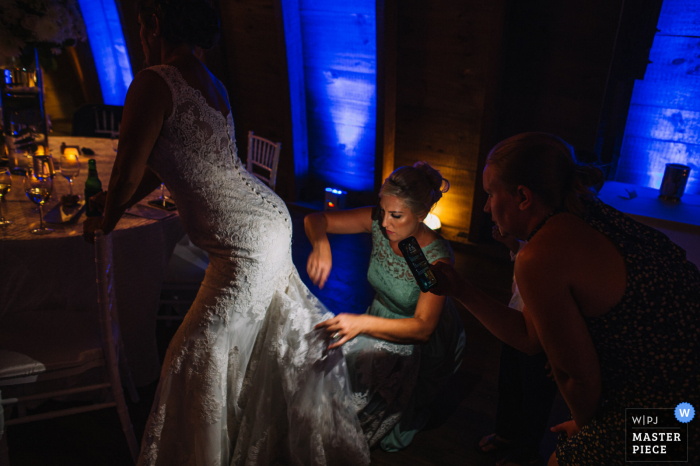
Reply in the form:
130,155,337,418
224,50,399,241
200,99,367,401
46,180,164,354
158,183,169,207
24,159,54,235
0,168,12,226
60,149,81,197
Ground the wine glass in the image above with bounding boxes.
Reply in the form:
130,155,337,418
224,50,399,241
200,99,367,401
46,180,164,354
24,161,54,235
0,168,12,226
59,149,81,196
158,183,169,206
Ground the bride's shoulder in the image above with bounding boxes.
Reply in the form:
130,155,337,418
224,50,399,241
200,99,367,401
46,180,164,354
131,67,171,93
124,69,172,116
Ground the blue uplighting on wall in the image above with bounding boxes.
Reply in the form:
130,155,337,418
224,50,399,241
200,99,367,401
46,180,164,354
616,0,700,195
299,1,377,194
78,0,133,105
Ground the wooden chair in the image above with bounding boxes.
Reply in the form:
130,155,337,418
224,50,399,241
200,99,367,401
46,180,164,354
0,230,140,464
72,104,123,138
246,131,282,191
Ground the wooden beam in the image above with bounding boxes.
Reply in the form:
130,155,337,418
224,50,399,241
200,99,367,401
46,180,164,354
468,0,506,243
375,0,397,193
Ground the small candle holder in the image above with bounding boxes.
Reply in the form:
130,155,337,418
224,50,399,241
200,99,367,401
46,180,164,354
659,163,691,202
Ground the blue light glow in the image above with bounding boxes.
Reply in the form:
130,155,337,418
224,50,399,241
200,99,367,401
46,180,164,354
616,0,700,194
78,0,133,105
300,1,377,194
4,70,11,84
325,187,347,195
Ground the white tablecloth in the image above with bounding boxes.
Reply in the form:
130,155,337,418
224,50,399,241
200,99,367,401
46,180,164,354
0,137,185,386
598,181,700,267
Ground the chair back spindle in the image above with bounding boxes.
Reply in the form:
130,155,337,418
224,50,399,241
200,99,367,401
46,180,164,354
246,131,282,191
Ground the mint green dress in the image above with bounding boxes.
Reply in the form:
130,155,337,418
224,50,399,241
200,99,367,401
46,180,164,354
342,220,466,451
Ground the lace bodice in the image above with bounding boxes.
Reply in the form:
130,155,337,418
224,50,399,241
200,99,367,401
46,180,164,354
146,65,291,259
367,220,454,317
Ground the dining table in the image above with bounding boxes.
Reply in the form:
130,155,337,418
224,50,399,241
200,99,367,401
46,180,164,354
0,136,185,386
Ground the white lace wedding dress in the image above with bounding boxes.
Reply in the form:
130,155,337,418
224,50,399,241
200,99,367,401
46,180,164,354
137,65,370,466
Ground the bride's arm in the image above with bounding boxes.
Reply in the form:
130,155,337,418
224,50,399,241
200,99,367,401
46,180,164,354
315,258,449,348
304,207,374,288
120,166,163,209
87,70,172,237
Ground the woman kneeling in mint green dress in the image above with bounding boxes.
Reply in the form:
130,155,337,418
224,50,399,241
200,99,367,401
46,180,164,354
305,162,466,452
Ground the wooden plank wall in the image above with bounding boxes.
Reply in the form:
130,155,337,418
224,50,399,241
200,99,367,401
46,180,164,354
213,0,296,200
393,0,502,233
299,0,377,203
615,0,700,194
468,0,623,241
494,1,623,151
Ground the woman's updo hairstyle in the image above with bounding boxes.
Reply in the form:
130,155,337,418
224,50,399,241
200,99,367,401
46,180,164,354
486,132,604,215
138,0,220,49
380,162,449,219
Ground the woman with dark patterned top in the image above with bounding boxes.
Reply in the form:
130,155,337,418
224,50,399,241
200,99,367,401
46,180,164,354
430,132,699,465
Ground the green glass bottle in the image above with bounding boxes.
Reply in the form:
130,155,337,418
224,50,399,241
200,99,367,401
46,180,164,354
84,159,102,217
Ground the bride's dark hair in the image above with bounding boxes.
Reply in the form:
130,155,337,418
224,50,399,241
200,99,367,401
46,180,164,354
137,0,220,50
486,132,604,215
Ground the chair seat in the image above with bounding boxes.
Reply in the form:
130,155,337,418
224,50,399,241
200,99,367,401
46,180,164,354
0,350,46,379
0,310,102,381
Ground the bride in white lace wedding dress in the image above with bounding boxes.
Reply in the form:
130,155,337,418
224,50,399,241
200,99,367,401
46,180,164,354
138,64,368,466
81,2,370,465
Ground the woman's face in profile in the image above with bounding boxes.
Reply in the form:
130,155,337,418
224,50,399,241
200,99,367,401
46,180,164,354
378,195,422,242
483,164,522,237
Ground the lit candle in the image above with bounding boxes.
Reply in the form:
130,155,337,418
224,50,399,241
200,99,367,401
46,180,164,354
63,147,80,157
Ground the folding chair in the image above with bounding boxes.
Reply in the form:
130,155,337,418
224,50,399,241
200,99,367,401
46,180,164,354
0,230,140,464
72,104,123,138
246,131,282,191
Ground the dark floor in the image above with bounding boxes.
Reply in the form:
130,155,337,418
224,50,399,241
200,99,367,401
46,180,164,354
4,209,570,465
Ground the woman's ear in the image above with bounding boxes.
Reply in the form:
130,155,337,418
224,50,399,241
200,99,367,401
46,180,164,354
152,14,161,36
517,185,534,211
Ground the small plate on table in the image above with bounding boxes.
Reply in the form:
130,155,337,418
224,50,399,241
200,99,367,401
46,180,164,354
43,200,86,224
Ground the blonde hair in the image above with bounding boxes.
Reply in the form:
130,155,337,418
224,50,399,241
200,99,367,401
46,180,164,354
380,161,449,218
486,132,604,214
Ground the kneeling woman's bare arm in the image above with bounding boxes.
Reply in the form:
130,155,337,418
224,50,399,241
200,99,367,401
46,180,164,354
304,207,374,288
315,258,450,349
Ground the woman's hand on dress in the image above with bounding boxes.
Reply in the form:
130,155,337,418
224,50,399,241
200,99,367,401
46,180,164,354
315,313,367,349
551,420,580,439
82,216,104,244
307,242,332,289
428,261,464,298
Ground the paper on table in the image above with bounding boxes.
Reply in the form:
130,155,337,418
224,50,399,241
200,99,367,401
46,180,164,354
43,200,86,224
125,203,177,220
